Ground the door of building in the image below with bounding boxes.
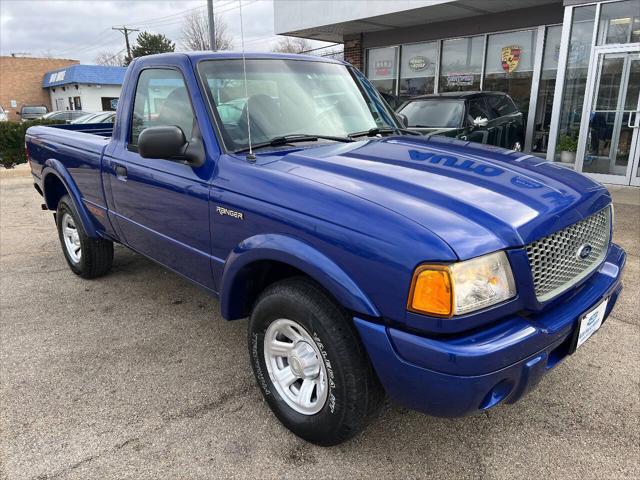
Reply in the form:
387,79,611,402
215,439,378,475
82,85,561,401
576,45,640,186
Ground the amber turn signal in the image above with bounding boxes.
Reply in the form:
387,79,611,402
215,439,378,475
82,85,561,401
407,265,453,317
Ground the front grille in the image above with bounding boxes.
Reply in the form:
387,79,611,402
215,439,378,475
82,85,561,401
526,207,611,302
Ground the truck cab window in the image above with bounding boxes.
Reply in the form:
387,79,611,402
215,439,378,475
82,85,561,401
130,69,195,146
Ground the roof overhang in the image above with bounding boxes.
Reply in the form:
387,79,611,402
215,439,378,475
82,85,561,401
275,0,562,42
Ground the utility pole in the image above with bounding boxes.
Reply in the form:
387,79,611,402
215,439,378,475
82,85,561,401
207,0,215,51
112,26,140,61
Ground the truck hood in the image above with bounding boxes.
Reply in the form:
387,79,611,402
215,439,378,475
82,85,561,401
260,136,610,259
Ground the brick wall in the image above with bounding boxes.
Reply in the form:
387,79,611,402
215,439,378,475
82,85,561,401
0,56,79,121
343,35,363,72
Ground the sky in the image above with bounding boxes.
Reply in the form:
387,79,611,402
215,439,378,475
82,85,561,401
0,0,332,63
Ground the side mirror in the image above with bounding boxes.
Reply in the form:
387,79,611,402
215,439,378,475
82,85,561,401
16,112,21,116
138,126,187,159
472,116,489,127
396,113,409,128
138,125,206,167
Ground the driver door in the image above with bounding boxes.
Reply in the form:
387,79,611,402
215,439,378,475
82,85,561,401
104,67,215,290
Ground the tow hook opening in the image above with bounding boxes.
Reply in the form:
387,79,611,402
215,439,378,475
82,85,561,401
479,379,514,410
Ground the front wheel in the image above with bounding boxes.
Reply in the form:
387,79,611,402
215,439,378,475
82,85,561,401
248,278,383,446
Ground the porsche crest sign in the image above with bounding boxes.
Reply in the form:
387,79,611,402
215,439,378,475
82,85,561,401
501,45,521,73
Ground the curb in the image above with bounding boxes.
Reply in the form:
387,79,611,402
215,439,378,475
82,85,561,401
0,164,31,178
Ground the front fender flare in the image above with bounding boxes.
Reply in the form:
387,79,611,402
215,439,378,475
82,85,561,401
42,160,99,238
220,234,380,319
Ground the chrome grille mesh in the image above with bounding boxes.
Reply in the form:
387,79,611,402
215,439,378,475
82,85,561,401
526,207,611,302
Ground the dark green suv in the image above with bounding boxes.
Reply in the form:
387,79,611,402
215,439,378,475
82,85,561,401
397,91,525,151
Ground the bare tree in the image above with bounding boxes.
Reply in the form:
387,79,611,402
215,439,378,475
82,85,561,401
95,51,125,66
181,10,234,51
272,36,313,54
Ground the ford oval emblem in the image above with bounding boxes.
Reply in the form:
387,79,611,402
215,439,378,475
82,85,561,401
577,244,593,260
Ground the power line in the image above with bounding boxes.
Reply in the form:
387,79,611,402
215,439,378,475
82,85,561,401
112,26,140,61
96,48,127,65
54,28,116,56
49,0,257,60
127,5,206,28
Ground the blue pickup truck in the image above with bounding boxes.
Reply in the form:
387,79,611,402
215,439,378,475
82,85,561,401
26,52,625,446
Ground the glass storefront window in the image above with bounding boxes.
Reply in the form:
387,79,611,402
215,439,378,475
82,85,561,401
399,42,437,101
439,36,484,92
366,46,399,96
483,29,537,115
555,5,597,163
597,0,640,45
532,25,562,154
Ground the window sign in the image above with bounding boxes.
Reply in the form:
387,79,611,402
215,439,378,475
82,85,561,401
439,36,484,92
484,30,537,113
485,30,536,74
366,46,399,96
367,46,397,80
399,42,436,100
446,74,474,86
501,46,522,73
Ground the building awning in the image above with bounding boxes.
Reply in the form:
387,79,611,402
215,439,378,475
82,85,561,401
275,0,562,42
43,64,126,88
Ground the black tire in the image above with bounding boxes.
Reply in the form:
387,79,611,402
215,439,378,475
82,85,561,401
248,277,384,446
56,195,113,279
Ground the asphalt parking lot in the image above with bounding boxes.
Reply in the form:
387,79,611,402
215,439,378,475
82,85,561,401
1,171,639,480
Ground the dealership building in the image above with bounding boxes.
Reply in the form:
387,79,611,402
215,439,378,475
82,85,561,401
275,0,640,186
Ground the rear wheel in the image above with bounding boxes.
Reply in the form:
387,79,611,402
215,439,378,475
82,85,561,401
248,277,384,446
56,195,113,278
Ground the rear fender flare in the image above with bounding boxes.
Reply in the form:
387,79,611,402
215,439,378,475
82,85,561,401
42,160,99,238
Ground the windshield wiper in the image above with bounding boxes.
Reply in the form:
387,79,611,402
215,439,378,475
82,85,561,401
349,127,421,138
235,134,353,153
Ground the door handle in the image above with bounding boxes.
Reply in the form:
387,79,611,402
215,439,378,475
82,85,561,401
629,111,640,129
114,164,127,180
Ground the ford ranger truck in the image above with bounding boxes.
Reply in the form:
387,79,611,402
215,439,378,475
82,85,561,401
26,52,626,446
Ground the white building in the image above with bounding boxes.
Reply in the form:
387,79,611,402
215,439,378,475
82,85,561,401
43,64,126,113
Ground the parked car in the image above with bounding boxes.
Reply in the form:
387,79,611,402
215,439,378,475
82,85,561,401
26,52,625,446
397,91,525,151
379,91,401,110
41,110,89,123
18,105,48,122
71,111,116,124
0,105,8,122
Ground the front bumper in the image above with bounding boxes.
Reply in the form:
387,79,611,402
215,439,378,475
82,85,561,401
355,244,626,417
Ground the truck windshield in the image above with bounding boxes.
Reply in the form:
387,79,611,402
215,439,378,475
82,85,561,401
399,100,464,128
198,59,397,151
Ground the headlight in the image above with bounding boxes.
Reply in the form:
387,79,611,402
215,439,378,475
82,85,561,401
408,251,516,317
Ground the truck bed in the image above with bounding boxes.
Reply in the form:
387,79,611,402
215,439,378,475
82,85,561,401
26,122,114,210
46,122,114,138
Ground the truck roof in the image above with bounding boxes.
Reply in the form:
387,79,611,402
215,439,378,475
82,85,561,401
133,51,346,65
